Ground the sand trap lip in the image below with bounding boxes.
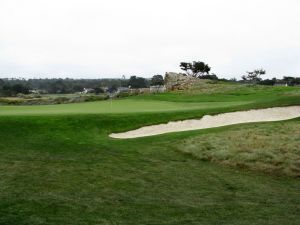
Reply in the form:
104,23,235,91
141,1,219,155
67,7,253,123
109,106,300,139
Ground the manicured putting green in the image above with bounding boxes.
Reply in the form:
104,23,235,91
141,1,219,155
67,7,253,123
0,99,248,116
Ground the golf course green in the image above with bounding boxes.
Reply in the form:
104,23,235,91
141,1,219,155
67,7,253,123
0,83,299,224
0,99,248,116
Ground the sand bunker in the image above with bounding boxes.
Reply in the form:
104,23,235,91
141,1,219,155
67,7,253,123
109,106,300,139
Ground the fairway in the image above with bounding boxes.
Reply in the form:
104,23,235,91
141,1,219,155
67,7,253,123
0,99,248,116
0,86,299,225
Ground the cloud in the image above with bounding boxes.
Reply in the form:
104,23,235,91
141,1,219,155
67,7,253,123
0,0,299,78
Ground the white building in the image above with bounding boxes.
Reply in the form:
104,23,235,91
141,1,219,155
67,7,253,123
150,85,166,93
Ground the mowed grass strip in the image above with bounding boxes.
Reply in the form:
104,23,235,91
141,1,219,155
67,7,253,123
175,118,300,177
0,99,249,116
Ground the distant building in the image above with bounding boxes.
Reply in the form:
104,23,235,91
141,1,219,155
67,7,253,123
117,87,129,93
129,88,151,94
29,89,39,94
150,85,166,93
82,88,95,94
101,87,109,93
29,89,47,94
274,83,288,87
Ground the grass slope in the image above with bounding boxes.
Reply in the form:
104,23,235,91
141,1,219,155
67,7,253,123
0,115,299,225
0,83,299,224
0,99,247,116
176,118,300,177
130,81,300,104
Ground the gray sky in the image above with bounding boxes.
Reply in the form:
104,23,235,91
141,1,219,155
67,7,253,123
0,0,299,79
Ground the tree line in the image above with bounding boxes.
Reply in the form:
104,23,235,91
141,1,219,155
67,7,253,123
179,61,300,85
0,61,299,96
0,75,165,97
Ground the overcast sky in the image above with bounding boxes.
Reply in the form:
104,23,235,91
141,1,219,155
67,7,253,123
0,0,299,79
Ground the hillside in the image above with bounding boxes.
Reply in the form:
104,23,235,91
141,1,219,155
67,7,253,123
0,82,299,224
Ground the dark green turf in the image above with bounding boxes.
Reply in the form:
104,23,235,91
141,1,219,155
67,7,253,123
0,84,299,224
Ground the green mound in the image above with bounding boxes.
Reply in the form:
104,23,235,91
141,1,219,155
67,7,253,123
0,99,248,116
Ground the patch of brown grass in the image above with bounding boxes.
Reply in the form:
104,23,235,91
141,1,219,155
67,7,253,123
176,120,300,177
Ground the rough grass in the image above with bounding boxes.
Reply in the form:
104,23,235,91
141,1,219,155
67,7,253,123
185,80,249,94
130,81,300,103
176,119,300,177
0,94,109,105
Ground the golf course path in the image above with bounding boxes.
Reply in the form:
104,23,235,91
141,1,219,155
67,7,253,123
110,106,300,139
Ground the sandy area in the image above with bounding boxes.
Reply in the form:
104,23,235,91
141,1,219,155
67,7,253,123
109,106,300,139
